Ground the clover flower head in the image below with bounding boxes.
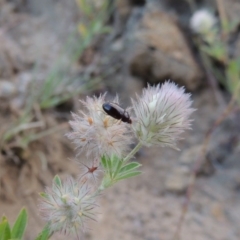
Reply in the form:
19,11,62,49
66,94,132,159
131,81,195,149
190,9,217,35
39,177,97,238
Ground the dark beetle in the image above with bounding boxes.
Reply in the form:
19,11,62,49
102,102,132,124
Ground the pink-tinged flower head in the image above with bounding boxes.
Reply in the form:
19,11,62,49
66,94,132,159
39,177,97,237
131,81,195,149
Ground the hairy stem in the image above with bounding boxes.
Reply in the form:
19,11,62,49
123,141,143,163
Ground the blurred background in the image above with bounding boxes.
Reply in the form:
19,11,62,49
0,0,240,239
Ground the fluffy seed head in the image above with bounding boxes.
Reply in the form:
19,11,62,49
131,81,195,149
190,9,217,35
66,94,132,159
39,177,97,237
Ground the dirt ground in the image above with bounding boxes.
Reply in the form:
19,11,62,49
0,0,240,240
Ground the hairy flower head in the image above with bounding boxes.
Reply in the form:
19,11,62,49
39,176,97,237
131,81,194,149
66,94,132,159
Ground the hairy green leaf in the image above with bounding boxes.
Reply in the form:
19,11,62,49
119,162,141,173
101,155,108,169
35,224,51,240
39,192,48,199
112,158,123,178
115,171,142,181
53,175,62,188
0,219,11,240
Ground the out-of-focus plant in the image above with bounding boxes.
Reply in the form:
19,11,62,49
36,69,101,110
0,0,111,149
0,208,28,240
190,7,240,104
1,111,43,149
173,6,240,239
75,0,112,58
35,0,111,110
0,208,51,240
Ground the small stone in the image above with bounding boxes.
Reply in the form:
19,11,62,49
180,145,215,176
165,166,191,193
128,7,203,90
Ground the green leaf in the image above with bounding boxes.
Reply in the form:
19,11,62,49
100,158,142,187
78,0,92,16
11,208,28,239
111,155,121,171
0,219,11,240
101,26,112,34
226,59,240,93
35,224,51,240
115,171,142,181
92,21,103,34
100,175,113,189
101,155,108,169
112,158,123,178
53,175,62,188
39,192,48,199
105,157,113,178
201,43,226,62
107,155,124,178
1,216,7,222
119,162,141,173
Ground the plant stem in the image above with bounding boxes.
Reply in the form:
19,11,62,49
123,142,143,163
